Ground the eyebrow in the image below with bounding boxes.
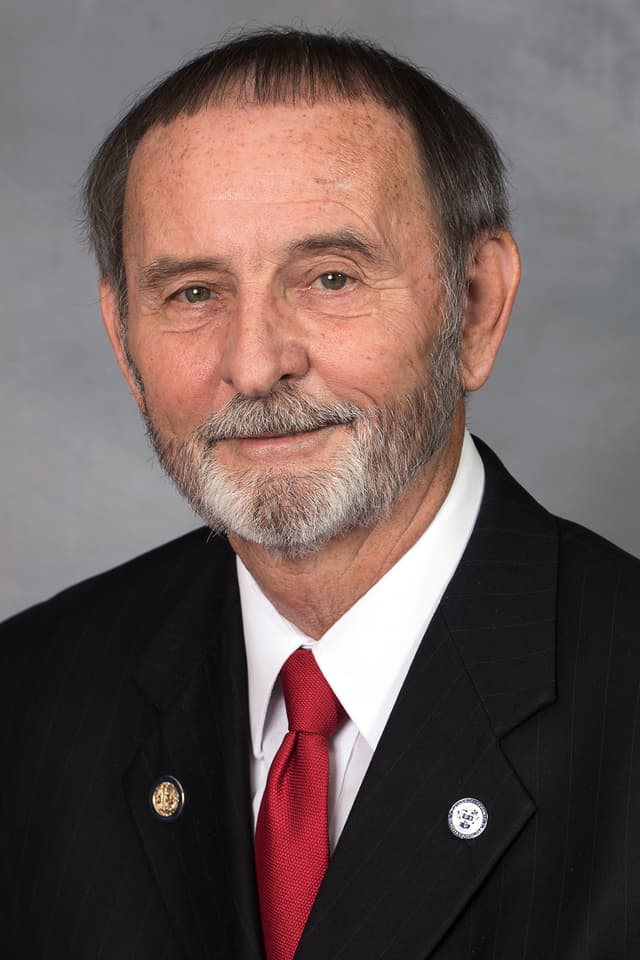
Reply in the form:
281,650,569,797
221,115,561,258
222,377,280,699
285,229,387,265
139,257,230,294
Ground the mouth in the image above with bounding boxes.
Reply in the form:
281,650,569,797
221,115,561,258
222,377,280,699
235,427,324,441
210,420,351,443
232,427,324,446
215,423,345,457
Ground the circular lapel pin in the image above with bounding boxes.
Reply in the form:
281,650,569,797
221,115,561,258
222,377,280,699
448,797,488,839
150,776,185,821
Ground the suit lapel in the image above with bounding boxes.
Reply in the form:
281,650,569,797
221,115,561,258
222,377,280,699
441,438,558,738
123,538,264,960
296,440,558,960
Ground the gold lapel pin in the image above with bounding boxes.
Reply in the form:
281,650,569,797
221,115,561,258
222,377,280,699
150,775,185,821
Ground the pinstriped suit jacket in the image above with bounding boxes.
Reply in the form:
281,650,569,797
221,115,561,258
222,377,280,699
2,439,640,959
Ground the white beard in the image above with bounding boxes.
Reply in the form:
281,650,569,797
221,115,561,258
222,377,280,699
143,305,462,558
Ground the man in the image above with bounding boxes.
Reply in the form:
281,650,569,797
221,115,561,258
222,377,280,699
1,27,639,960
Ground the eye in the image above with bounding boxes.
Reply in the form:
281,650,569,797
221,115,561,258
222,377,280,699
181,285,212,304
313,272,350,292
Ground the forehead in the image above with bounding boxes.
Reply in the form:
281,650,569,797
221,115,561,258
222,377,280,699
124,100,430,245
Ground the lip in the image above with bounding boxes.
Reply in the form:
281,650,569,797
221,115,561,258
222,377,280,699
216,424,341,460
232,428,323,449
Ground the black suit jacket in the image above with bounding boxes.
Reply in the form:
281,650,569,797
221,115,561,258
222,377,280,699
2,439,640,959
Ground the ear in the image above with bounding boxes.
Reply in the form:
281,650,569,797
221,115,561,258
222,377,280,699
99,279,145,412
460,231,521,392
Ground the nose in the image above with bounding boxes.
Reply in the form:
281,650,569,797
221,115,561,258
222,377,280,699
218,288,310,397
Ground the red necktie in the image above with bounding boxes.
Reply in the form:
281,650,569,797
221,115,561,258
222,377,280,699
255,648,347,960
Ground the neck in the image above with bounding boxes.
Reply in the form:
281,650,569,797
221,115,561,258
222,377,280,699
229,408,466,638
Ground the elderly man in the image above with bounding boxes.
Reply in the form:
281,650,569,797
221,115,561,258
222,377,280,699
1,28,639,960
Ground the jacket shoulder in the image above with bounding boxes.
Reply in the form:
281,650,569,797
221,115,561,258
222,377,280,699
0,527,234,658
554,516,640,664
557,514,640,579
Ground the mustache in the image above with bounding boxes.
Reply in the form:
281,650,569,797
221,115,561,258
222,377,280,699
193,386,360,444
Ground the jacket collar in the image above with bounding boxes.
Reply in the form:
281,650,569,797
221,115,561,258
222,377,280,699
132,532,238,711
441,437,557,737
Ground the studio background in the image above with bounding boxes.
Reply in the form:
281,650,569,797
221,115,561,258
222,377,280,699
1,0,638,620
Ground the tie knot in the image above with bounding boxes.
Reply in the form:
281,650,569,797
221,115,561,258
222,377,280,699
281,649,346,737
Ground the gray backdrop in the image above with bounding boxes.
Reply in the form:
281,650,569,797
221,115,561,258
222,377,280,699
2,0,638,620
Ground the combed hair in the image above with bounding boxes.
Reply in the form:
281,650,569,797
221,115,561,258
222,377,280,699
82,27,511,315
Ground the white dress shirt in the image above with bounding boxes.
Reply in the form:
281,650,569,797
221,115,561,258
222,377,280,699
238,430,485,850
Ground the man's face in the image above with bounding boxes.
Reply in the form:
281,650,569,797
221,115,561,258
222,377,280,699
114,99,462,555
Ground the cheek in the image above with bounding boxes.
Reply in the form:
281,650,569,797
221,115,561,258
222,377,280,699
310,309,435,406
313,336,430,407
129,332,225,433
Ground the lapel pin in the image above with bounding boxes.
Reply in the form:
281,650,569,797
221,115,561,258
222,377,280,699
448,797,488,839
150,775,185,821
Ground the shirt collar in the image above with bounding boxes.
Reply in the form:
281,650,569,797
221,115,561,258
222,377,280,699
238,430,485,759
